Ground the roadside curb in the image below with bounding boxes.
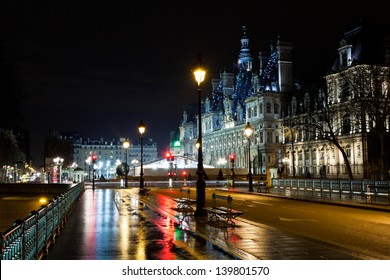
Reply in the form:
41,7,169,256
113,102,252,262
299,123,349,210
215,187,390,213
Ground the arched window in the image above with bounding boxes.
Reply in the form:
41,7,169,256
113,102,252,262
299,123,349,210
274,103,279,114
312,149,317,161
291,97,297,115
340,80,351,102
266,102,272,113
342,114,351,134
345,144,351,158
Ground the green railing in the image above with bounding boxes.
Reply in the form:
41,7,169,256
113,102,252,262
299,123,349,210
0,182,84,260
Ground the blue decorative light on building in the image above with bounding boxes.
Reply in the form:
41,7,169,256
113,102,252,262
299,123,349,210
232,25,254,119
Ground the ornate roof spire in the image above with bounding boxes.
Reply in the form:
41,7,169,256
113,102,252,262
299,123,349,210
238,25,253,71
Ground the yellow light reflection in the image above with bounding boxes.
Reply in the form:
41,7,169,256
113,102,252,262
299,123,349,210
117,190,130,258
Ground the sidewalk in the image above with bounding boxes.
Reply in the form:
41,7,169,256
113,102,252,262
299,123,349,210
45,184,372,260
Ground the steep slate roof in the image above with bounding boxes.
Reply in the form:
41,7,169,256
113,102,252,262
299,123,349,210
331,19,390,72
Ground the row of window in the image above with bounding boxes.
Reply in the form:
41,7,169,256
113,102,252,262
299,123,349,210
204,130,281,151
286,145,354,162
247,102,280,118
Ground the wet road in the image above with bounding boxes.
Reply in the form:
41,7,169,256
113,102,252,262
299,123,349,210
45,188,234,260
203,188,390,259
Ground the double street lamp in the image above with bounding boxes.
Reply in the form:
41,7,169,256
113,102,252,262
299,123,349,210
193,53,206,217
244,122,254,192
138,119,146,194
53,157,64,183
123,139,130,188
85,157,92,181
131,159,139,176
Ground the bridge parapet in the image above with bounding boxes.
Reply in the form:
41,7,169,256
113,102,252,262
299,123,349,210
0,182,84,260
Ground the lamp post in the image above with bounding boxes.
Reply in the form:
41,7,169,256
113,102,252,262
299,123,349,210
123,139,130,188
282,157,290,177
291,130,296,178
91,154,97,190
53,157,64,183
229,153,236,188
244,122,254,192
285,119,296,178
217,158,227,168
131,159,138,176
138,119,146,194
85,157,92,181
193,53,206,217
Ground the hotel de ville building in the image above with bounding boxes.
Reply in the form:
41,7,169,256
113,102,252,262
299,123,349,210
177,22,390,180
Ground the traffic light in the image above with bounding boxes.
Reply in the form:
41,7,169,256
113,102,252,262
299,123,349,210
229,154,235,163
91,154,98,163
165,152,174,161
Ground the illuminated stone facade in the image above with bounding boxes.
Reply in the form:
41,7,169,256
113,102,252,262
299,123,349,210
178,22,390,179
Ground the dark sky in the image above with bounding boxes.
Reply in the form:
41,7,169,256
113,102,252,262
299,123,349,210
2,0,390,166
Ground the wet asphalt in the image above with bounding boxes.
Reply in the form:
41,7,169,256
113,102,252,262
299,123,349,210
45,183,387,260
45,187,233,260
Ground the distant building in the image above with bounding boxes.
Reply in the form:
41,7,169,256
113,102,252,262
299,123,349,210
52,132,158,179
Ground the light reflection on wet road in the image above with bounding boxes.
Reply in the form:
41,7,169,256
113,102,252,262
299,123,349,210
46,188,234,260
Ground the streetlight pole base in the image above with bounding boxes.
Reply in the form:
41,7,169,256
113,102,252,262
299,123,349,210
194,171,206,217
139,188,148,195
248,173,254,192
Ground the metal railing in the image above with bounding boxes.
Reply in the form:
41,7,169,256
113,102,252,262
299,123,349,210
271,178,390,204
0,182,84,260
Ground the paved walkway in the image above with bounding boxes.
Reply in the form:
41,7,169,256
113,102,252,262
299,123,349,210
44,183,390,260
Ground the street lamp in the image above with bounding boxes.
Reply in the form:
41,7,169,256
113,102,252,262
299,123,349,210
53,157,64,183
91,154,97,190
217,158,227,168
193,53,206,217
123,139,130,188
131,159,139,176
282,157,290,177
229,153,236,188
138,119,146,194
85,157,92,181
244,122,254,192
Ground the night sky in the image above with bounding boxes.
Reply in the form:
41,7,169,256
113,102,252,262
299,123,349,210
2,0,390,166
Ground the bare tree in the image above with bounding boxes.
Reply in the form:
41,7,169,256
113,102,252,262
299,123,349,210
282,116,297,178
0,129,26,167
313,89,355,179
285,89,355,180
338,65,390,180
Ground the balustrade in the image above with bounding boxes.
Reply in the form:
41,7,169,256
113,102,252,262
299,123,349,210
0,182,84,260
